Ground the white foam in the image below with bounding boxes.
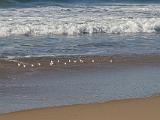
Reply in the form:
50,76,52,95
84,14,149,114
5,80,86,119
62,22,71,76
0,4,160,37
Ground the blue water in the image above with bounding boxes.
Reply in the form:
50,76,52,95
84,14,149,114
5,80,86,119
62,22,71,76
0,2,160,58
0,0,160,7
1,33,160,59
1,62,160,114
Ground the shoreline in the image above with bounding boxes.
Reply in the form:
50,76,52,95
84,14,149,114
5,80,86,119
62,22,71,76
1,54,160,76
1,54,160,69
0,96,160,120
1,54,160,116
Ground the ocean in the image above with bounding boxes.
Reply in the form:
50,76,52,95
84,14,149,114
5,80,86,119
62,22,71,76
0,0,160,114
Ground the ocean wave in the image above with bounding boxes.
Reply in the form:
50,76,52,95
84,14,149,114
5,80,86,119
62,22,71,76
0,18,160,37
0,4,160,37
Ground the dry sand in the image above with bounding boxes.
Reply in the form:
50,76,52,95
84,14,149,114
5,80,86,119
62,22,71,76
0,96,160,120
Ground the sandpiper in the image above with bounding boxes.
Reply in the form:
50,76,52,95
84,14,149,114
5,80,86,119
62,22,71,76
23,64,26,68
50,62,53,66
50,60,54,66
50,60,53,63
80,59,84,63
17,63,21,67
38,63,41,66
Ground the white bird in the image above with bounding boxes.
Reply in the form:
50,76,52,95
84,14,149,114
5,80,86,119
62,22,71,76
23,64,26,68
50,60,53,63
17,63,21,67
50,62,53,66
31,64,34,67
91,60,95,63
64,62,67,65
80,59,84,63
50,60,54,66
57,60,60,63
110,59,113,63
68,59,71,63
73,60,77,63
38,63,41,66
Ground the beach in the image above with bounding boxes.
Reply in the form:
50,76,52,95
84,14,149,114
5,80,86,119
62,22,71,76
0,55,160,114
0,96,160,120
0,0,160,118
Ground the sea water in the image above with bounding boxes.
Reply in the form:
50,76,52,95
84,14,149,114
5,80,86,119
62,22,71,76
0,2,160,58
1,63,160,113
1,34,160,58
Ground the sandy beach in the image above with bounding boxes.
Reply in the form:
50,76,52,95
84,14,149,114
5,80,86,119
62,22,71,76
1,0,160,119
0,96,160,120
1,55,160,114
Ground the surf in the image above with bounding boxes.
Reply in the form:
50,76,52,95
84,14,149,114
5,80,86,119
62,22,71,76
0,4,160,37
0,0,160,7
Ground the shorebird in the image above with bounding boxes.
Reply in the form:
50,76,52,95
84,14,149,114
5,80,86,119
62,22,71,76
68,59,71,63
80,59,84,63
50,62,53,66
50,60,53,63
38,63,41,66
91,60,95,63
57,60,60,63
64,62,67,65
17,63,21,67
50,63,53,66
110,59,113,63
23,64,26,68
73,60,77,63
49,60,54,66
31,64,34,67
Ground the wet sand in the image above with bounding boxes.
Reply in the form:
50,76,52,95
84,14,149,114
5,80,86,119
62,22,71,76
1,54,160,81
1,55,160,114
1,54,160,71
0,96,160,120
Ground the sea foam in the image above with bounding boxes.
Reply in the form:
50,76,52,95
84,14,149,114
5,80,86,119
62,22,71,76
0,4,160,37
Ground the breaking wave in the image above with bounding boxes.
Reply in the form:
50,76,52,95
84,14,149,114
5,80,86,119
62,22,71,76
0,18,160,37
0,4,160,37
